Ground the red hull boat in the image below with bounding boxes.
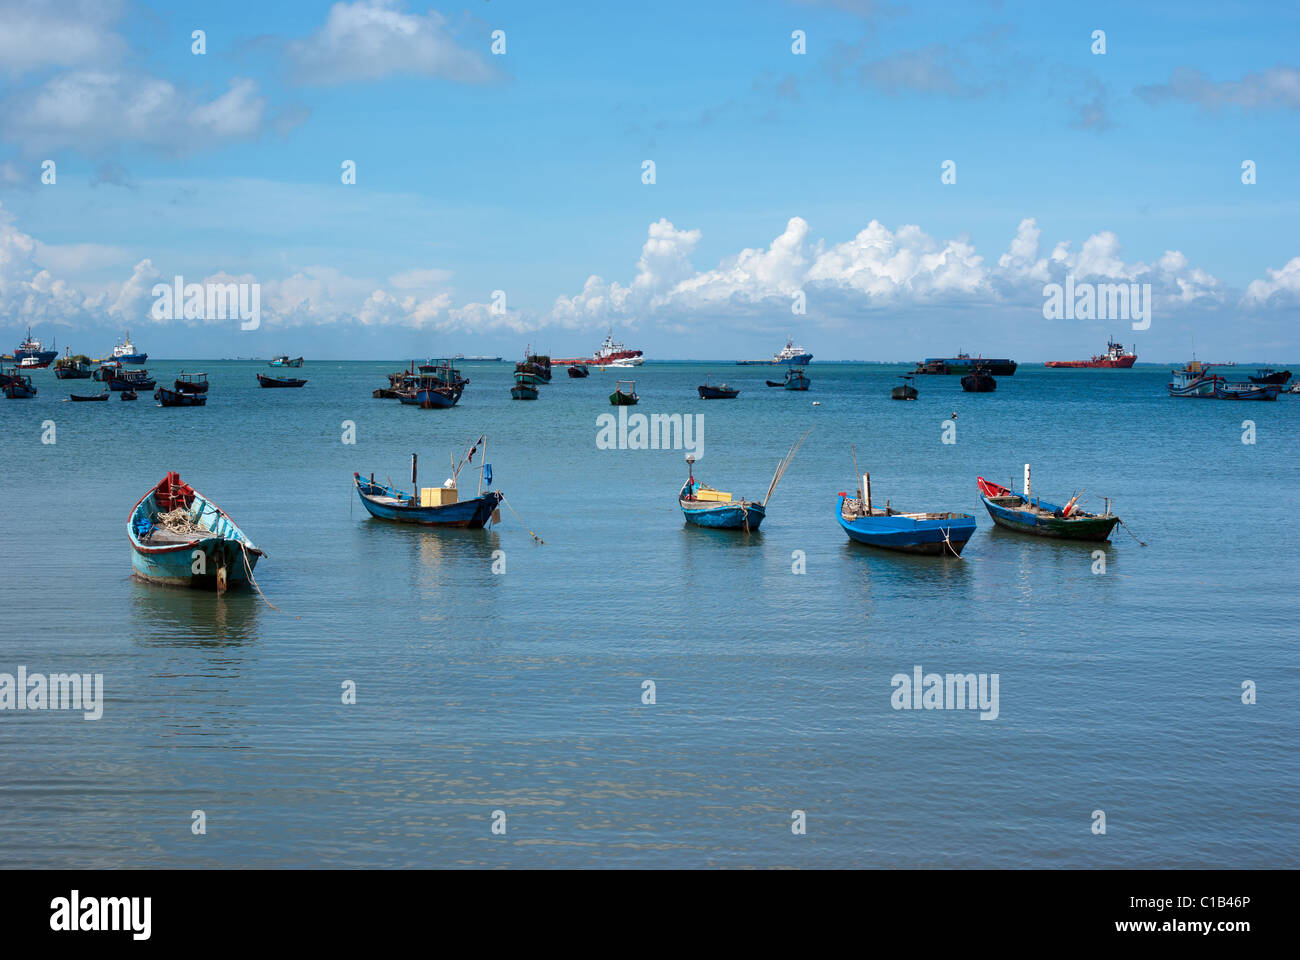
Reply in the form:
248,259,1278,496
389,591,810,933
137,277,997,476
1045,337,1136,368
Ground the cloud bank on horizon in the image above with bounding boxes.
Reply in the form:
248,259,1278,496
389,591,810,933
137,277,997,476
0,0,1297,356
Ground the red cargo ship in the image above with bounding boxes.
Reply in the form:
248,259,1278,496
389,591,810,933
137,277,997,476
554,330,644,366
1044,337,1136,368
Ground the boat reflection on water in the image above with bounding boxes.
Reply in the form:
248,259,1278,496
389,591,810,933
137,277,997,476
128,581,263,646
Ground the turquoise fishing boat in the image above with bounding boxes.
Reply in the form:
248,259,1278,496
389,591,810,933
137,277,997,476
128,472,263,591
976,468,1120,541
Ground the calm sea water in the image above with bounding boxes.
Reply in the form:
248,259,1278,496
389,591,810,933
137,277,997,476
1,360,1296,868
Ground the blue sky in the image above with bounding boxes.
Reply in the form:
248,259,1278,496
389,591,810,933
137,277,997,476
1,0,1297,360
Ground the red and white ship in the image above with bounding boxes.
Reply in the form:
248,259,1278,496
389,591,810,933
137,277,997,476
1044,337,1137,368
556,330,644,366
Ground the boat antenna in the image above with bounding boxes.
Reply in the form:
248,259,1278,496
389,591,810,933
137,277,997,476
851,444,861,498
762,429,811,507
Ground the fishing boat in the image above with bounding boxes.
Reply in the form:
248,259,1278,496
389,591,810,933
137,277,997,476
610,380,638,405
678,433,807,530
1168,360,1279,400
174,371,210,394
976,468,1120,541
269,355,304,368
398,374,465,409
4,375,37,399
257,374,308,388
120,389,137,401
567,363,590,378
68,391,109,402
891,375,918,400
127,471,263,591
836,456,976,556
93,361,122,381
515,349,552,381
736,337,813,366
107,368,156,391
110,331,147,364
155,386,207,407
513,370,544,388
914,353,1016,376
1044,337,1137,368
13,328,57,366
1249,368,1291,385
54,349,93,379
784,368,810,391
510,374,539,400
697,376,739,399
354,438,502,528
961,365,996,392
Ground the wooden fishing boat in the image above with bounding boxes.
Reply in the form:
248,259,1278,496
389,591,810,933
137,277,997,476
269,355,304,367
837,456,976,555
961,366,996,392
257,374,307,388
784,368,810,390
697,376,739,399
120,389,138,401
1168,360,1279,399
610,380,638,405
93,361,122,382
107,368,155,391
174,371,210,394
514,371,544,387
1249,368,1291,385
679,433,807,530
69,391,110,402
891,375,918,400
515,348,552,381
4,375,37,399
567,363,590,378
510,373,540,400
128,471,263,591
976,469,1119,541
354,439,502,528
54,350,93,379
155,386,207,407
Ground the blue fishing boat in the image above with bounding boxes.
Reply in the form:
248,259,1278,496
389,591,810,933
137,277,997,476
567,363,590,378
976,468,1119,541
1168,360,1280,400
155,386,207,407
128,472,263,591
107,368,156,391
678,434,807,531
354,438,502,528
510,373,539,400
836,462,976,556
4,374,37,399
269,355,304,368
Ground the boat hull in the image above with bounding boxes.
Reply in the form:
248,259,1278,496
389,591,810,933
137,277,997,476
1044,357,1136,368
128,473,262,590
698,385,739,399
961,373,996,392
257,375,307,388
5,383,37,399
680,500,765,529
610,393,638,405
353,475,503,527
155,387,206,406
510,384,539,399
567,365,589,378
891,386,918,400
837,496,975,555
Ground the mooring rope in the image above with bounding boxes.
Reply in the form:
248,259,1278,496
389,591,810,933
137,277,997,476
499,495,544,544
1116,518,1148,547
940,526,963,559
238,541,297,617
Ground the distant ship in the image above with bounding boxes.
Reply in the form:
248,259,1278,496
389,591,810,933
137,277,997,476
1044,337,1137,369
551,330,644,366
13,327,57,367
111,331,148,364
454,354,503,362
737,338,813,365
913,353,1017,376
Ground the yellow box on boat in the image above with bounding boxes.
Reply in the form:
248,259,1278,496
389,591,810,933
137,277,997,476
695,489,732,503
420,486,458,507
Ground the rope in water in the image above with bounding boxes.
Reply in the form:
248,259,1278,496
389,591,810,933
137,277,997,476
1116,518,1148,547
238,541,297,616
940,526,963,559
499,496,544,544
